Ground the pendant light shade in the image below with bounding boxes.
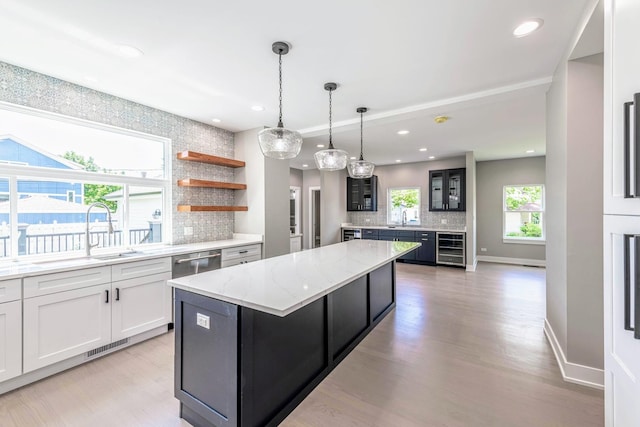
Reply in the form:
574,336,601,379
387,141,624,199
314,83,349,171
258,41,302,160
347,107,375,179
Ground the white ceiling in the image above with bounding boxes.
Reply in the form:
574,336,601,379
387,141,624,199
0,0,593,167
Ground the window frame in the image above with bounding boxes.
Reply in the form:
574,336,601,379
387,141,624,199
502,184,545,244
0,102,172,261
387,186,422,226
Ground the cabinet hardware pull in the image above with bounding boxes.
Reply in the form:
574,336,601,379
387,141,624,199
624,95,640,198
115,287,120,301
105,289,109,304
239,250,248,254
623,235,640,339
175,253,221,264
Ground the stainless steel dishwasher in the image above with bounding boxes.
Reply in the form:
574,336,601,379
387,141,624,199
172,249,222,279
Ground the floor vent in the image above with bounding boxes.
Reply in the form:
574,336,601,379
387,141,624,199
86,339,129,358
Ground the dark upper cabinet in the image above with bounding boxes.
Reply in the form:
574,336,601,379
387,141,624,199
347,175,378,212
429,168,465,212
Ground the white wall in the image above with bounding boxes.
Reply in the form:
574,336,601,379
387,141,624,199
320,169,347,246
465,152,477,269
302,169,320,250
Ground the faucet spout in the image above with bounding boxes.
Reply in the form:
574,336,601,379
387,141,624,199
402,211,407,227
86,202,114,257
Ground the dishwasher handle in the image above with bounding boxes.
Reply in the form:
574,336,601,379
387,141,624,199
175,253,221,264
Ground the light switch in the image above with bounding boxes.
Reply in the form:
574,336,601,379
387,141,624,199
441,219,447,224
196,313,210,329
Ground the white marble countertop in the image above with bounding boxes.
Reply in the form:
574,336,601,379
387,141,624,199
0,235,263,280
168,239,420,317
342,225,466,233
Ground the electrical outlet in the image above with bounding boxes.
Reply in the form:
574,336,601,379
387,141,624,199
441,219,447,225
365,218,371,222
196,313,210,329
184,226,193,236
480,247,487,252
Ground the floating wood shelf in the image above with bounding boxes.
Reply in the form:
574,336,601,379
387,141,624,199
177,205,248,212
177,150,245,168
177,179,247,190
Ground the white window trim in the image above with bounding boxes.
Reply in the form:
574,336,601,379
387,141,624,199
387,186,422,226
502,184,545,243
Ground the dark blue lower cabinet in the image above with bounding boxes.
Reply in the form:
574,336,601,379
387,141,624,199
174,261,396,427
414,231,436,265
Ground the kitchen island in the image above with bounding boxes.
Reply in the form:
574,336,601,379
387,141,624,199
167,239,419,427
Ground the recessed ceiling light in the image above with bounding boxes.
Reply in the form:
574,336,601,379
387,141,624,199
419,148,427,152
211,118,221,123
302,164,309,167
434,115,449,124
397,130,410,135
251,105,264,112
117,44,144,58
316,144,325,148
350,156,357,160
526,149,535,153
395,159,402,163
428,156,435,160
513,18,544,38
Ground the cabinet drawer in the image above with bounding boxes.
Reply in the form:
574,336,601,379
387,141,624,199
221,244,261,262
111,257,171,282
362,229,379,239
0,278,21,304
378,230,397,239
24,267,111,299
416,231,435,240
222,254,261,268
395,231,415,240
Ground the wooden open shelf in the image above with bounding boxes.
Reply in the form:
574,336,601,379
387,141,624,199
177,205,248,212
177,150,245,168
177,179,247,190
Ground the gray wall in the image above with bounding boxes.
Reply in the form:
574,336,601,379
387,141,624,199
466,152,477,268
546,46,604,372
302,169,320,249
566,53,603,369
320,169,348,246
235,128,290,258
0,61,235,245
346,157,467,229
476,157,546,261
290,168,303,188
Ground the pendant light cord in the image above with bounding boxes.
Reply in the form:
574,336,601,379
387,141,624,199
328,88,334,149
359,111,364,160
277,51,284,128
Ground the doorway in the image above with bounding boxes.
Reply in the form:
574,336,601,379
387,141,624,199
309,186,321,248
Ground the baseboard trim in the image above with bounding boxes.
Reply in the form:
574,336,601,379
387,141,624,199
543,319,604,390
477,255,546,267
466,257,478,272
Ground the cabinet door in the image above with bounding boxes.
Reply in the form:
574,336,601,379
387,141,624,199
362,176,377,211
112,272,172,341
429,170,445,211
603,215,640,426
362,229,379,240
446,169,466,211
24,283,112,373
346,177,362,211
415,232,436,264
0,300,21,382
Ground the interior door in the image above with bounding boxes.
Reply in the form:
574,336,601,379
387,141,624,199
603,215,640,426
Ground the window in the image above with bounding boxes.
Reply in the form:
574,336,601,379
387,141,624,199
388,187,421,225
503,185,544,242
0,104,170,260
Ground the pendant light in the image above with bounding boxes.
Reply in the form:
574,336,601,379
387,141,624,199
258,41,302,159
314,82,349,171
347,107,375,179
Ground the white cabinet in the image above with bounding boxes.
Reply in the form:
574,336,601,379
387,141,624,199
112,272,171,341
0,279,22,382
23,282,111,372
290,235,302,253
23,258,172,373
604,1,640,425
221,244,262,268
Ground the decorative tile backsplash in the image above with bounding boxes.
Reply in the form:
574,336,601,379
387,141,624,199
0,61,235,244
347,200,466,230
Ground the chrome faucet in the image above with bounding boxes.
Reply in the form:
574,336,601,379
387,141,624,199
85,202,114,257
402,211,407,227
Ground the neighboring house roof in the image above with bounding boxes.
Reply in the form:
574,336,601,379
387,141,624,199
0,195,105,213
104,186,162,200
0,134,84,170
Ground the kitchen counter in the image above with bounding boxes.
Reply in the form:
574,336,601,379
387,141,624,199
342,224,466,232
168,239,418,317
170,239,419,427
0,234,263,280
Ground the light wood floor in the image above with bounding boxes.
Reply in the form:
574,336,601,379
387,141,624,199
0,262,603,427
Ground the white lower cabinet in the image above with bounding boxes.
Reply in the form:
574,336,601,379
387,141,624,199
23,283,112,373
0,300,22,382
111,272,171,341
22,258,172,374
221,244,262,268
